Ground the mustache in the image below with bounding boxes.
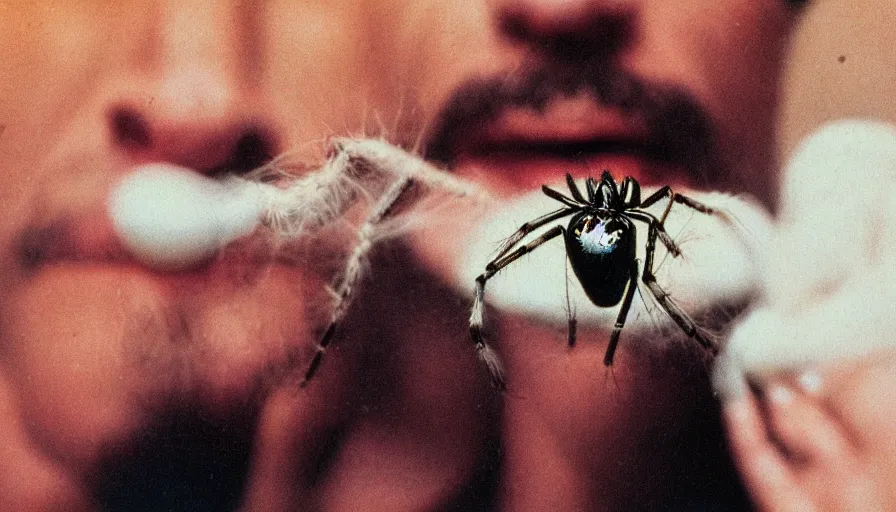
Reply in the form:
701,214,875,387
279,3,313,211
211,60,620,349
424,61,723,185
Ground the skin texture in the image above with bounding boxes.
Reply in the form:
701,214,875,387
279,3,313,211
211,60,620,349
0,2,497,510
724,354,896,511
3,0,878,511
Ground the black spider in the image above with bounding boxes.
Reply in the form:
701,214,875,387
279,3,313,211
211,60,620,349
470,171,718,389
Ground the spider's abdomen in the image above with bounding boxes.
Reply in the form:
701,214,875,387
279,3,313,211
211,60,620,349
565,212,636,307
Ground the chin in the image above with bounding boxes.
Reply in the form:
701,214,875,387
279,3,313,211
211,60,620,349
5,260,317,398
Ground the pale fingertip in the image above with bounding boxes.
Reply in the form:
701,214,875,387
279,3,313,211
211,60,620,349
797,368,824,395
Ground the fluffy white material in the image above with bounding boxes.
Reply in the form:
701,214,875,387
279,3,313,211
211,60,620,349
454,183,772,333
109,163,268,269
714,120,896,396
109,139,487,271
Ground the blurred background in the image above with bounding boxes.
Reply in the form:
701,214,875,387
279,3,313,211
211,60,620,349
780,0,896,156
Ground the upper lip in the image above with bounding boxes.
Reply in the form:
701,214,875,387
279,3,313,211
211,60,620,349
424,66,717,190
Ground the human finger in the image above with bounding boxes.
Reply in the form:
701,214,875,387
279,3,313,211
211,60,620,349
762,380,855,467
723,389,815,512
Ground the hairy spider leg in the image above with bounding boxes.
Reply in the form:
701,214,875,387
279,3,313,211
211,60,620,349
638,220,716,353
565,173,589,203
337,138,489,201
288,139,490,388
637,186,717,225
471,225,567,389
494,207,577,260
586,176,599,203
627,210,683,257
262,138,486,238
596,172,619,207
300,175,415,387
541,185,584,209
603,259,641,365
619,176,641,208
564,256,577,348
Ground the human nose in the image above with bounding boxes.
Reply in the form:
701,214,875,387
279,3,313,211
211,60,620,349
490,0,636,59
107,1,275,174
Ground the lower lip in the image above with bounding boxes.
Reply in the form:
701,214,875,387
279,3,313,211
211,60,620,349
454,152,691,198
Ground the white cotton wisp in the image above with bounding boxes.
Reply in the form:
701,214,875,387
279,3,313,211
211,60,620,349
109,164,269,270
714,119,896,396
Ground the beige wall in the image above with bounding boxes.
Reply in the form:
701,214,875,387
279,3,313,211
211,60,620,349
779,0,896,157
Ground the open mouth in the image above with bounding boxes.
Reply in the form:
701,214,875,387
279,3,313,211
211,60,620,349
435,92,705,197
425,66,719,198
472,137,657,160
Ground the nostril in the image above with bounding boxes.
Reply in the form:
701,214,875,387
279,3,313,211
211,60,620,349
495,6,633,63
110,107,152,149
233,130,276,172
497,12,532,44
108,100,277,175
209,128,277,177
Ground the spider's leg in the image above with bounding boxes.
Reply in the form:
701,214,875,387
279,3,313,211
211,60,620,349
565,173,588,203
494,207,577,260
626,210,682,257
261,138,489,239
564,255,577,348
586,176,598,203
666,192,716,218
337,138,488,199
640,222,716,353
638,185,672,209
638,186,716,224
472,225,566,389
300,175,415,387
542,186,583,209
604,259,640,366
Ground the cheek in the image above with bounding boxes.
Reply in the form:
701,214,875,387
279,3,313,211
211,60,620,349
0,268,165,465
1,264,320,401
262,0,504,151
701,6,793,134
639,2,792,113
633,2,795,203
0,4,137,205
402,1,509,122
0,4,134,116
0,263,320,466
262,1,417,150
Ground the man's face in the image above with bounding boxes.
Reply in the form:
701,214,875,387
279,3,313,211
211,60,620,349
0,0,496,458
